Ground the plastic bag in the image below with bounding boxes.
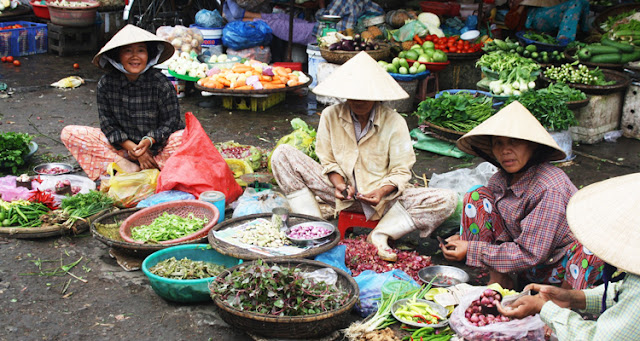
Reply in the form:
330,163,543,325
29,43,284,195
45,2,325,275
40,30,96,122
222,20,273,50
231,188,289,218
156,112,243,204
136,190,195,208
302,268,338,286
450,287,545,341
225,46,271,63
102,166,159,208
353,269,418,317
430,162,498,195
410,128,470,159
0,175,32,201
156,25,204,54
393,20,429,42
314,245,352,275
195,9,224,28
268,118,317,171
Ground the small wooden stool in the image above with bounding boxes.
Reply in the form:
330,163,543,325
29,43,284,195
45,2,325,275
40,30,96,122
337,211,378,240
416,72,440,101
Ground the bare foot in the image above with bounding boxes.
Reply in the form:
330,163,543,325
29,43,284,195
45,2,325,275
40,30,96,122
115,157,141,174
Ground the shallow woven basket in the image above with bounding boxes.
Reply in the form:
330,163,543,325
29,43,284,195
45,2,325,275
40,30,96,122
540,68,630,95
319,44,390,64
91,208,207,258
423,121,466,144
119,200,219,244
212,258,359,339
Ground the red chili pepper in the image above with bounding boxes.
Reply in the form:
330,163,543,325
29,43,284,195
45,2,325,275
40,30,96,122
33,175,44,184
413,314,430,324
28,189,58,210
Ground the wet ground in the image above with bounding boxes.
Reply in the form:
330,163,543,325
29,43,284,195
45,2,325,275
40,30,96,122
1,52,639,341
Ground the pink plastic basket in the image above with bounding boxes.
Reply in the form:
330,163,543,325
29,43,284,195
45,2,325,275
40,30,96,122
119,200,220,244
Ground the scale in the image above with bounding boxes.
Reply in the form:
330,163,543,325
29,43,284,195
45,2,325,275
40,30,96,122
319,15,341,37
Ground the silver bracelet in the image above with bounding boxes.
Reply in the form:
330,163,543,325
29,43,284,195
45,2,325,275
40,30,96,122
142,136,154,148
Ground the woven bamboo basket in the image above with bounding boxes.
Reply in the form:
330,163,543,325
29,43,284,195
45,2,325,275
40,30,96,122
423,121,466,144
0,209,109,239
92,208,207,258
319,44,390,64
212,258,359,339
540,68,630,95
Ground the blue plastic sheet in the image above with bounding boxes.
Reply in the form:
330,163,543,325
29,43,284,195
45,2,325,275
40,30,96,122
353,269,418,317
136,190,195,208
314,245,352,275
222,20,273,50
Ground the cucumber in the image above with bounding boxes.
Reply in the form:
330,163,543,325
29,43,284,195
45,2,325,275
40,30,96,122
590,53,622,64
601,37,634,53
620,50,640,63
577,48,591,61
585,45,621,55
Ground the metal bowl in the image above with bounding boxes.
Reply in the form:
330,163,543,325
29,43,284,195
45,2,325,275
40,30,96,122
286,221,335,246
418,265,469,287
391,298,449,328
33,163,74,175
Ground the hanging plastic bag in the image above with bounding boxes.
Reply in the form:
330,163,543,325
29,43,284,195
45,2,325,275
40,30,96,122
195,9,224,28
156,112,243,204
101,164,159,208
225,46,272,63
314,245,352,275
136,190,195,208
231,188,289,218
222,20,273,50
353,269,418,317
450,287,546,340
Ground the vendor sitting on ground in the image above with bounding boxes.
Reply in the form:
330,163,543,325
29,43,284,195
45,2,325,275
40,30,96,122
270,51,457,262
505,0,589,42
61,25,185,181
224,0,384,44
497,173,640,341
441,101,603,290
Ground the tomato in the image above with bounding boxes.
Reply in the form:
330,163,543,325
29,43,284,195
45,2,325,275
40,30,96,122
6,56,13,63
73,63,80,69
449,46,458,53
13,60,20,67
1,56,6,63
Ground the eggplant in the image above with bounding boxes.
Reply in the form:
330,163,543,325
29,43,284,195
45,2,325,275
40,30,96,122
341,39,355,51
354,45,361,51
360,42,367,49
354,33,361,44
329,42,341,51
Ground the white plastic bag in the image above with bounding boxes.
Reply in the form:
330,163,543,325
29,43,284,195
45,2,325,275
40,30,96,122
430,162,498,195
231,188,289,218
450,287,546,341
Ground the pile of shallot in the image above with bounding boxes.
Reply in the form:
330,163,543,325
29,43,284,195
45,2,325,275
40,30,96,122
465,289,511,327
340,235,431,281
287,224,332,240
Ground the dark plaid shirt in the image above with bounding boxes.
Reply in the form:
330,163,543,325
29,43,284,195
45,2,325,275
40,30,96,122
97,68,184,153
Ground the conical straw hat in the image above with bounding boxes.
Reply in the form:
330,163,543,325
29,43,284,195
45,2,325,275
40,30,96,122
566,173,640,275
92,24,175,69
312,51,409,101
456,101,566,162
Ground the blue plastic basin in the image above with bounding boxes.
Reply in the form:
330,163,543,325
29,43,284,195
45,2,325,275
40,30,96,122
141,244,242,303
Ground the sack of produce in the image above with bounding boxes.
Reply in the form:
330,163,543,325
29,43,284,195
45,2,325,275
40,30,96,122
222,20,272,50
353,269,418,317
216,141,264,171
156,25,204,54
450,287,545,341
102,166,159,208
225,46,271,63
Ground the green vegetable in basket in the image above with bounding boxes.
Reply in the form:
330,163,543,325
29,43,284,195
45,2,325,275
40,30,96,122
59,190,114,227
503,90,577,131
523,31,559,45
131,212,208,243
538,83,587,102
149,257,226,280
413,92,494,133
0,132,32,173
543,63,615,86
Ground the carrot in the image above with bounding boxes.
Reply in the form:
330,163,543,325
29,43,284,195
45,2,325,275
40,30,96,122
262,83,285,89
414,34,423,45
235,85,254,90
232,65,253,73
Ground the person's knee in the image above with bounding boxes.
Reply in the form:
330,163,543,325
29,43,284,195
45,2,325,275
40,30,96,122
60,125,79,144
271,144,297,165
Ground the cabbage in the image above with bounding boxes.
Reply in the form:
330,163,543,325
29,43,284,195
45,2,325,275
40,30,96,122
418,12,440,28
268,118,317,171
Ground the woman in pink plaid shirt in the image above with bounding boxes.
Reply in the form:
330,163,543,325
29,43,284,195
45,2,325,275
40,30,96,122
441,101,603,290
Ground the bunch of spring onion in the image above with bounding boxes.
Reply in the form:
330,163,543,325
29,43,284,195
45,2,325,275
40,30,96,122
343,276,438,341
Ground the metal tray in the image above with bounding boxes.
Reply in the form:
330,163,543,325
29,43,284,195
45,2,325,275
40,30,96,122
33,162,74,175
391,298,449,328
418,265,470,287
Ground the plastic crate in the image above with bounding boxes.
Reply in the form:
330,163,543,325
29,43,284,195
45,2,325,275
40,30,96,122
221,92,286,111
0,21,48,57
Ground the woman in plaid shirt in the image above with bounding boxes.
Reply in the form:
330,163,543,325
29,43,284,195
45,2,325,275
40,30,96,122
441,101,603,290
61,25,185,180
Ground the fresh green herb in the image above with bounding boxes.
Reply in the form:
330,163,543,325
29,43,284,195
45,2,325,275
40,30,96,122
0,132,32,173
210,259,350,316
601,10,637,32
476,51,540,74
149,257,226,280
60,191,114,227
523,31,559,45
538,83,587,102
131,212,208,242
504,90,578,131
413,92,494,132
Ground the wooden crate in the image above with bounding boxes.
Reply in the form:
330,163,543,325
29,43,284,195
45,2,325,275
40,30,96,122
569,92,624,144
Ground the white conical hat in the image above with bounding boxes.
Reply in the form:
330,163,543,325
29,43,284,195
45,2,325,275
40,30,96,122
456,101,566,162
312,51,409,101
92,24,174,69
566,173,640,275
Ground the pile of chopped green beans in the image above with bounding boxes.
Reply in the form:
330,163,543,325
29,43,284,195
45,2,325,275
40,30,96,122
149,257,225,280
131,212,208,243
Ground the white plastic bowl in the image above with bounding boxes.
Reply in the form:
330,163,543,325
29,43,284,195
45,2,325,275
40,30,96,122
461,30,480,42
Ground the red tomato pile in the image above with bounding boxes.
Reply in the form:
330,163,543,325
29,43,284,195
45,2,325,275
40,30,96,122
0,24,24,31
423,35,483,54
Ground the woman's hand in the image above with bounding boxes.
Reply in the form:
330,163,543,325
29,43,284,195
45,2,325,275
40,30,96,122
441,239,468,261
446,235,461,242
497,295,546,319
335,183,355,200
356,185,396,206
131,138,153,158
525,283,583,309
136,150,159,170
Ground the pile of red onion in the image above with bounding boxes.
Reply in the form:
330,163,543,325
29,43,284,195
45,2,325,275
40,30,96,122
287,224,332,240
339,235,431,280
465,289,511,327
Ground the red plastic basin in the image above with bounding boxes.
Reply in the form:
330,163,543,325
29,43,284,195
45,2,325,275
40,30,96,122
31,0,50,20
47,0,99,27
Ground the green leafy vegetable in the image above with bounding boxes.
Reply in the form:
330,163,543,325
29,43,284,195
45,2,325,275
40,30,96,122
149,257,226,280
504,90,577,131
131,212,208,242
538,83,587,102
0,132,32,173
476,51,540,74
413,92,494,132
60,190,114,226
543,63,615,86
523,31,559,45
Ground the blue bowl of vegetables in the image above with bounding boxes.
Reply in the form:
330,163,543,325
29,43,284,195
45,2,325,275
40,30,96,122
516,31,568,53
141,244,242,303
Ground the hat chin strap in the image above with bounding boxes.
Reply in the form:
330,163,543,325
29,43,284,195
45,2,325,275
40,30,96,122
99,44,165,75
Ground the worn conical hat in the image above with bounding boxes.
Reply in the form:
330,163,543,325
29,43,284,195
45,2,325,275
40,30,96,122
92,24,174,69
566,173,640,275
520,0,563,7
312,51,409,101
456,101,566,162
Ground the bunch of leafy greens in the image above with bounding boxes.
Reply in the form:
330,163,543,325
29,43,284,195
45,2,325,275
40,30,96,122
60,190,115,226
538,83,587,102
0,132,32,173
210,259,350,316
413,92,495,132
504,90,577,131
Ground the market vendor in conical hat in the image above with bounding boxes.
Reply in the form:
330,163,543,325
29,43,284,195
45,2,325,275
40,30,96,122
497,173,640,341
60,25,185,180
271,51,457,262
441,101,603,290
